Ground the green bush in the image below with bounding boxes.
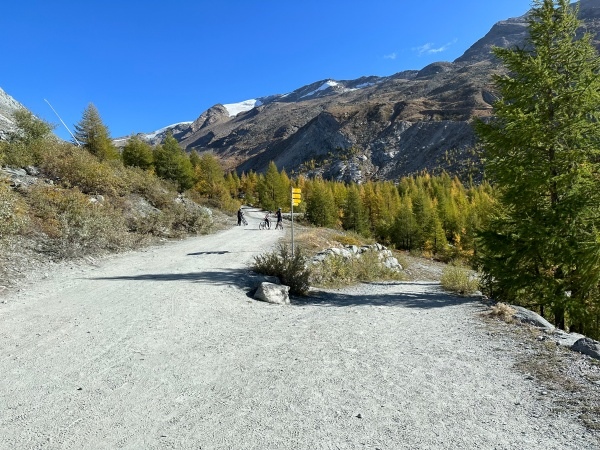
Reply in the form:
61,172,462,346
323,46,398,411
252,244,311,295
440,264,479,296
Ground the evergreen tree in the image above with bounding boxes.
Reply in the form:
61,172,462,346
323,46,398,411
122,135,153,170
153,133,194,192
258,161,287,211
392,196,418,251
194,152,225,198
342,184,370,235
189,150,201,168
305,180,337,228
475,0,600,334
73,103,120,161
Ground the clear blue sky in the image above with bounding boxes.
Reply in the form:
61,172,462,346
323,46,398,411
1,1,534,141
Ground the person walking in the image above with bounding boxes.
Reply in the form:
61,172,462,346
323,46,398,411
237,208,243,226
276,207,283,229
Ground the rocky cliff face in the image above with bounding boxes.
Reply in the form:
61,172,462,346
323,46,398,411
0,87,26,140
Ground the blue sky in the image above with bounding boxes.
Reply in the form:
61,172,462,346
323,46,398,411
2,1,533,141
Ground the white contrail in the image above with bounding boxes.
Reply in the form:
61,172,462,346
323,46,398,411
44,99,81,146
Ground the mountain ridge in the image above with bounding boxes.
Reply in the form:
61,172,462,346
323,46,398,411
123,1,600,182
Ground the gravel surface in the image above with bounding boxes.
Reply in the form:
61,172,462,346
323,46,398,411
0,207,598,449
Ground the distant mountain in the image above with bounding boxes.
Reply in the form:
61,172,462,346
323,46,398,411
120,0,597,183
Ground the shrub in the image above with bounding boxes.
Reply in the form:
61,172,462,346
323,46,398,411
0,180,27,241
333,231,366,247
252,244,311,295
25,185,133,258
440,264,479,296
41,142,126,196
488,302,516,323
311,249,405,288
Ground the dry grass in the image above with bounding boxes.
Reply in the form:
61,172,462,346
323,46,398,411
488,302,517,323
293,227,373,257
440,264,480,296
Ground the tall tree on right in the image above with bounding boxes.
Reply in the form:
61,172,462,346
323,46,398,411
475,0,600,335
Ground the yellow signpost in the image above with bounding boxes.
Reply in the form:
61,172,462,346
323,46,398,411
291,188,302,256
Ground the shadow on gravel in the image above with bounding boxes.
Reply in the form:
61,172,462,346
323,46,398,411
89,268,253,289
295,282,480,309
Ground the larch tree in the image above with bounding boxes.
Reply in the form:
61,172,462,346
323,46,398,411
122,135,153,170
153,133,194,192
475,0,600,334
73,103,120,161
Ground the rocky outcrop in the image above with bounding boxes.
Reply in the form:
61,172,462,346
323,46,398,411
512,305,555,330
571,337,600,360
0,87,26,141
311,243,403,272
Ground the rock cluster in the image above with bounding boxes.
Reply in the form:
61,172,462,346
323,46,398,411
311,243,402,271
510,304,600,360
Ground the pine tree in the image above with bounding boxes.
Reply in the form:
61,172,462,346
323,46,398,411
73,103,119,161
153,133,194,192
193,152,225,198
475,0,600,334
122,135,153,170
258,161,288,211
342,184,370,235
305,179,337,228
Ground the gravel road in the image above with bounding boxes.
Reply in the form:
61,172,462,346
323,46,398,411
0,208,597,449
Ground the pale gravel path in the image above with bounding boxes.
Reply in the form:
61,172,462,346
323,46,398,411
0,208,596,449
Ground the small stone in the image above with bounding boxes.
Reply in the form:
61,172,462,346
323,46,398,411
356,413,362,419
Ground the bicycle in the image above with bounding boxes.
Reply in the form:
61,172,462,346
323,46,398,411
259,220,270,230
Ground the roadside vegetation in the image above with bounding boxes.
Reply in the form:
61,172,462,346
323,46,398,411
1,1,599,339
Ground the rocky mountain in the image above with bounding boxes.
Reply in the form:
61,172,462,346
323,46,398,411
0,87,26,140
122,0,597,183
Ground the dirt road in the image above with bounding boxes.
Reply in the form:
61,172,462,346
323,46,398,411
0,208,596,449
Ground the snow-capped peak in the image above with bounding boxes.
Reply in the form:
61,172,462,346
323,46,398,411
223,99,262,117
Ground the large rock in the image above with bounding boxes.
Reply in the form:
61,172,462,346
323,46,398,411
552,330,586,348
571,338,600,360
512,305,555,330
254,282,290,305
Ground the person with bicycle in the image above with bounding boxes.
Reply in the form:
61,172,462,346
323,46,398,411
264,211,271,229
276,207,283,229
237,208,244,226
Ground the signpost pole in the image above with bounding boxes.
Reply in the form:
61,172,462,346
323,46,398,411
291,187,301,258
291,187,294,257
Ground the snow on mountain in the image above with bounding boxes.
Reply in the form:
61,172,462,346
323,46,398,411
355,82,375,89
143,121,193,140
223,99,262,117
300,80,343,99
